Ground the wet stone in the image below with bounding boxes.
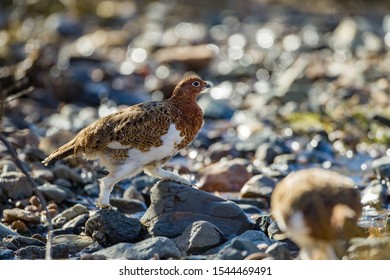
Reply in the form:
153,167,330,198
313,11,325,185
85,208,143,246
93,237,181,260
174,221,226,255
141,181,254,238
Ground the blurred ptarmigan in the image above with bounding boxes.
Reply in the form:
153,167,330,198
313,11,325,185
271,168,362,260
43,76,211,208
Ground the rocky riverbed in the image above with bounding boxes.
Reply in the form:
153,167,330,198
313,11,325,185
1,0,390,260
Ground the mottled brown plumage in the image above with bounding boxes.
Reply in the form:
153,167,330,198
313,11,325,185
271,168,362,260
43,75,211,207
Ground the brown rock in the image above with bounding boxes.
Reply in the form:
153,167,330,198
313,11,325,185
29,196,41,208
3,208,40,224
198,159,252,192
11,220,28,233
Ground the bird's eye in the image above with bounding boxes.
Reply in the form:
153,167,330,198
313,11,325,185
192,81,200,87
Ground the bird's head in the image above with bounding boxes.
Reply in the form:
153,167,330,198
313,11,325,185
170,75,211,100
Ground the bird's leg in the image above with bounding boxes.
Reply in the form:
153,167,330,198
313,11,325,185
98,176,115,208
97,165,142,208
144,166,192,186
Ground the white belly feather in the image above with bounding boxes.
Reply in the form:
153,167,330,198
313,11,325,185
107,123,184,166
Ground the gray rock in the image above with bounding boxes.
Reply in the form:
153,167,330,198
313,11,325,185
15,244,69,259
141,181,253,238
110,198,147,214
84,183,99,197
32,168,54,181
85,208,143,246
0,159,18,173
52,203,89,227
78,242,103,256
212,237,262,260
63,213,89,232
93,237,181,260
53,178,72,189
3,235,45,249
0,222,19,239
265,242,292,260
37,183,68,203
0,172,33,199
238,204,263,215
239,230,273,247
52,164,83,184
123,185,145,202
0,248,14,260
240,174,276,199
254,214,273,233
267,221,300,252
52,234,95,254
174,221,226,254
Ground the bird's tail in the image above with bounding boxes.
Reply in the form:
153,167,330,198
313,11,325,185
42,138,76,165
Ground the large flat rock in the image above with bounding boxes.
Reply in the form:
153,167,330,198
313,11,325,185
141,181,254,238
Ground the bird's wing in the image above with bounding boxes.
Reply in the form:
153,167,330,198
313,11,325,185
75,102,173,153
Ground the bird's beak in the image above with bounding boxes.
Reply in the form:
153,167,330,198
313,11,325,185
203,81,212,89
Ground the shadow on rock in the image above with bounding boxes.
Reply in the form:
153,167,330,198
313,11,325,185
141,180,254,238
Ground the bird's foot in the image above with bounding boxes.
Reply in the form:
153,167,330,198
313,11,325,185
169,176,192,186
97,197,112,209
97,203,112,210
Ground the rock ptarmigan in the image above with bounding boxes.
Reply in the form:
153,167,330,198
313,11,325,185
271,168,362,259
43,76,211,208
